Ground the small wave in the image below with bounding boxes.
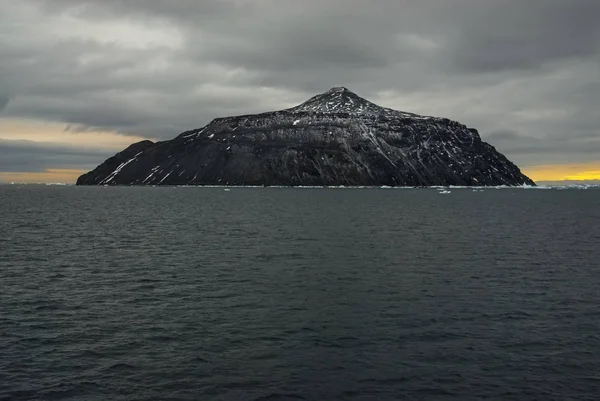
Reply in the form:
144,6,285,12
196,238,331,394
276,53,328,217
202,292,237,300
34,304,60,312
104,362,138,372
253,393,306,401
75,349,104,359
189,355,209,363
255,253,304,261
147,335,176,342
415,387,457,396
248,352,278,361
135,284,157,290
359,376,411,385
283,326,317,336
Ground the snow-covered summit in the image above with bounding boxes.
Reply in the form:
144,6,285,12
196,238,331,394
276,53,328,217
289,87,420,118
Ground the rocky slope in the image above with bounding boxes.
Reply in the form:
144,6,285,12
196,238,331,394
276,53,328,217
77,87,535,186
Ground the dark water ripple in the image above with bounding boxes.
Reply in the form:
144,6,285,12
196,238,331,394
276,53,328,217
1,186,600,400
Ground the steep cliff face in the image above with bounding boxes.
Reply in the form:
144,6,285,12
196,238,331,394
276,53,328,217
77,87,535,186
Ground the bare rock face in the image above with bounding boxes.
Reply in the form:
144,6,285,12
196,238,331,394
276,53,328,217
77,87,535,186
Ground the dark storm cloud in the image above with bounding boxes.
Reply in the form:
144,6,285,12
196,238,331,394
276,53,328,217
449,0,600,73
0,139,113,172
1,0,599,167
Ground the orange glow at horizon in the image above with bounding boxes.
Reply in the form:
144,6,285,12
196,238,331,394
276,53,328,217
522,162,600,182
0,169,88,184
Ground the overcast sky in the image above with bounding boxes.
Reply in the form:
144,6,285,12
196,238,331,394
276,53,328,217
1,0,599,182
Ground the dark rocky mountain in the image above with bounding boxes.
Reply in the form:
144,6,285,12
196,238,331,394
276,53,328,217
77,87,535,186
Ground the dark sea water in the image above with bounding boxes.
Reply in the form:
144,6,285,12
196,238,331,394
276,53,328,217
1,185,600,401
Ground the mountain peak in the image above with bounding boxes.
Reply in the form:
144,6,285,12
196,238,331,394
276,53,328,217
290,86,383,114
326,86,352,93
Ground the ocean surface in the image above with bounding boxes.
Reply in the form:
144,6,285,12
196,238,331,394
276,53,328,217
1,185,600,401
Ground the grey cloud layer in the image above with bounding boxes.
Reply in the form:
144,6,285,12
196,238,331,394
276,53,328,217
0,95,8,112
0,139,113,172
1,0,599,169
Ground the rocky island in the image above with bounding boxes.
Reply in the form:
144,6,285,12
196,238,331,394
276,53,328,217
77,87,535,186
